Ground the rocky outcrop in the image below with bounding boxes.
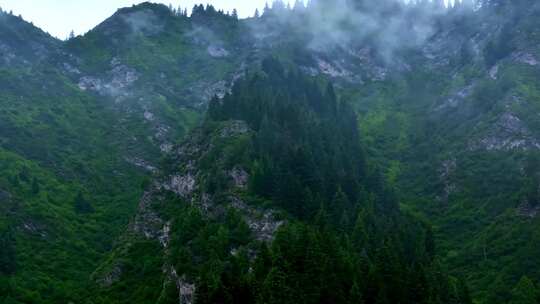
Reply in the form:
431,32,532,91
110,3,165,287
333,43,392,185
435,84,475,112
130,189,165,239
207,45,230,58
106,120,283,303
437,158,457,204
78,58,139,101
125,157,157,173
21,220,47,238
512,52,539,66
517,200,540,218
229,167,249,189
165,174,196,198
229,196,283,242
472,112,540,151
98,265,123,287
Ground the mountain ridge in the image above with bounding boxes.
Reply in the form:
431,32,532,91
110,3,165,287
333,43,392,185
1,1,540,303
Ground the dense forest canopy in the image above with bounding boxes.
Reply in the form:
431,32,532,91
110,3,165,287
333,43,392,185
0,0,540,303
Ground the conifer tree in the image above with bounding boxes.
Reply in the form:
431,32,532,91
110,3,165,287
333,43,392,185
510,276,538,304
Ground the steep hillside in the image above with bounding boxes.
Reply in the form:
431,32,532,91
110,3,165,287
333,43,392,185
349,1,540,301
0,9,152,302
1,1,540,303
88,60,468,304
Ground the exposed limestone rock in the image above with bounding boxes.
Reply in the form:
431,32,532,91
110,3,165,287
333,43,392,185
115,121,280,303
109,64,139,91
125,157,157,173
165,174,196,198
159,221,171,248
21,220,47,238
78,60,138,98
437,158,457,203
204,80,229,101
316,58,353,79
489,64,499,79
371,66,388,81
160,143,174,154
144,110,155,122
229,196,284,242
219,120,249,138
229,167,249,189
130,190,165,239
63,62,81,75
435,84,475,111
512,52,539,66
474,112,540,151
178,276,196,304
207,45,230,58
155,125,171,141
517,200,540,218
98,265,123,287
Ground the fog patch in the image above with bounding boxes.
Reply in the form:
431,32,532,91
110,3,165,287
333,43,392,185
120,9,164,36
254,1,450,64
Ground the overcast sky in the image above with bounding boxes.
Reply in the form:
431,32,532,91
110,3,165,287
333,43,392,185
0,0,301,39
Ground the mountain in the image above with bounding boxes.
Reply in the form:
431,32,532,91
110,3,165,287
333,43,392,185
88,59,467,304
0,1,539,303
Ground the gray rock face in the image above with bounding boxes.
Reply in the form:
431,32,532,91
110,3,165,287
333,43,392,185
78,59,138,99
166,174,196,198
125,157,157,173
219,120,249,138
229,167,249,189
130,190,165,239
178,276,196,304
98,265,123,287
437,158,457,203
229,196,284,242
207,45,230,58
474,112,540,151
204,80,229,100
21,220,47,238
435,84,475,112
512,52,539,66
489,64,499,79
316,58,353,78
517,200,540,218
110,120,283,303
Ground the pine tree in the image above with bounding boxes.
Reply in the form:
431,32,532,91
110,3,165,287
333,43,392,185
510,276,538,304
0,226,16,275
74,191,94,214
457,278,473,304
433,0,445,9
260,267,294,304
293,0,305,11
263,2,271,16
31,177,40,195
330,187,351,225
349,281,364,304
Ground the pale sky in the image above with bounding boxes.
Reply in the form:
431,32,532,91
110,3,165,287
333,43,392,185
0,0,299,39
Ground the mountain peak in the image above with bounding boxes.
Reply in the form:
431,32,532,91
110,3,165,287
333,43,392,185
89,2,173,39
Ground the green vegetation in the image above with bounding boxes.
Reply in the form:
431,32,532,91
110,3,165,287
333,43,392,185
1,0,540,303
92,60,472,304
